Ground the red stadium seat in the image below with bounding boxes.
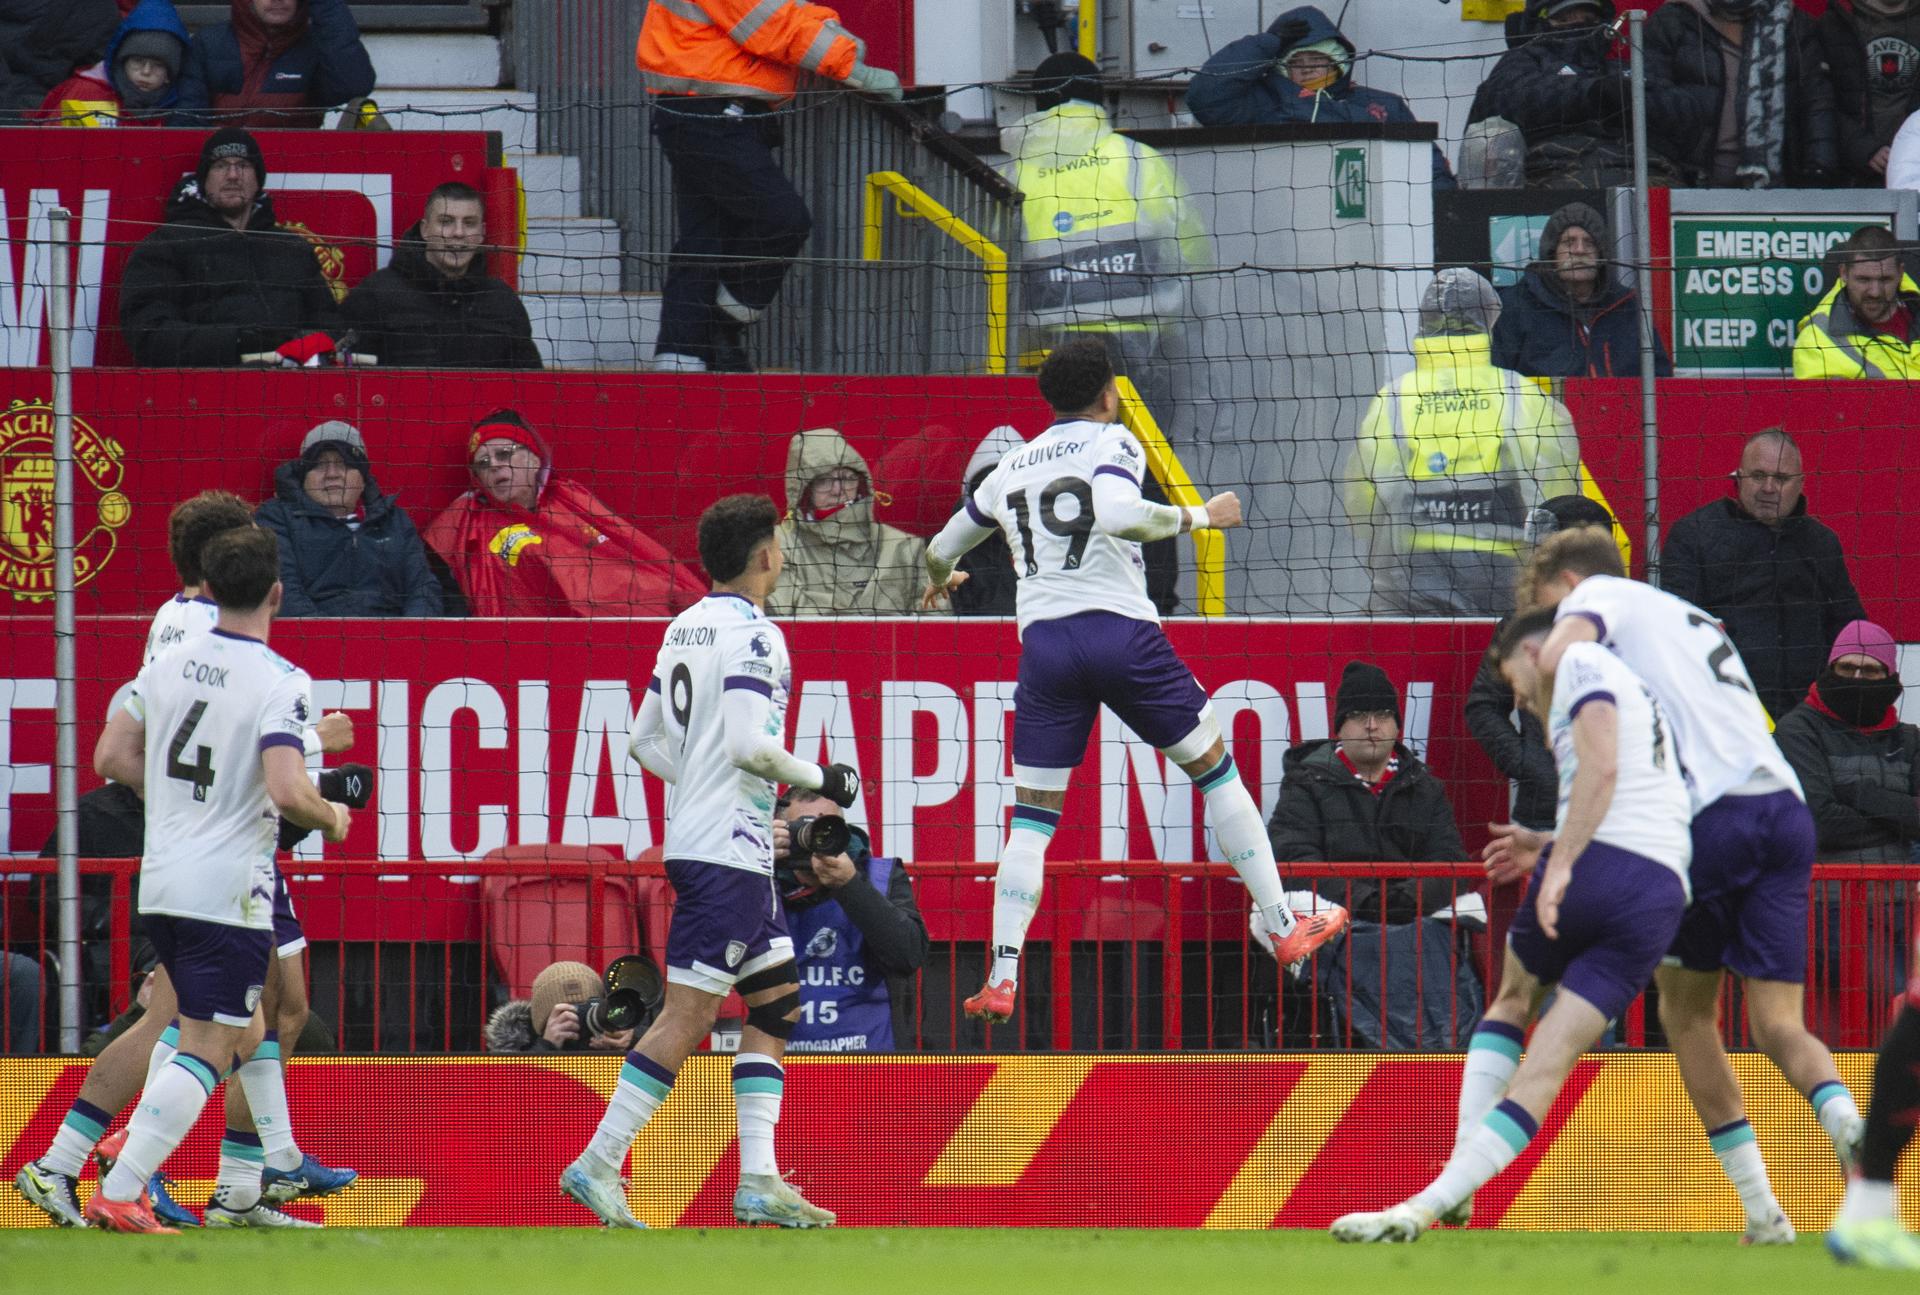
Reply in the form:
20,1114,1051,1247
479,845,639,999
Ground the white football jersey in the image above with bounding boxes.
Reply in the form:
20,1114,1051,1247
968,418,1161,633
144,593,218,666
1549,642,1692,889
1555,574,1802,810
129,629,312,929
650,593,791,875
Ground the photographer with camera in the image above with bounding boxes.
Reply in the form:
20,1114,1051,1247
773,791,927,1053
486,957,662,1054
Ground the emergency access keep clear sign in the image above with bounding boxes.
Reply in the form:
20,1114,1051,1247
1670,215,1869,374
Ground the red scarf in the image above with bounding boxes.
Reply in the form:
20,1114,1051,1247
1336,746,1400,796
1804,682,1899,732
216,0,321,128
423,477,705,618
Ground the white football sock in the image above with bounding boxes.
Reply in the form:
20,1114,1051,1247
732,1053,784,1179
1411,1099,1536,1218
1837,1175,1898,1225
145,1022,180,1091
1196,756,1294,936
100,1053,220,1203
989,812,1055,986
580,1052,675,1177
1709,1119,1784,1222
1811,1080,1862,1155
1456,1023,1524,1149
215,1128,264,1210
235,1037,302,1172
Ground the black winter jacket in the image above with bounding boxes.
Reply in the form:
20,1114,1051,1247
254,459,444,616
1492,272,1673,379
1819,2,1920,186
1773,698,1920,862
1464,626,1557,831
118,180,341,366
1662,497,1865,720
0,0,118,113
339,223,542,370
1267,739,1470,924
174,0,374,128
1645,3,1839,187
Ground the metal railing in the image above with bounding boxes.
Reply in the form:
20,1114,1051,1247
506,1,1021,373
2,858,1909,1055
861,170,1009,374
1117,375,1226,615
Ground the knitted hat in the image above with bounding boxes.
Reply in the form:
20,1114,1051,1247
1032,51,1102,110
1829,620,1898,674
197,126,266,187
528,961,603,1035
117,29,185,78
1333,661,1401,731
301,419,366,458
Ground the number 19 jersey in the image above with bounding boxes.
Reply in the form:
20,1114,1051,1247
967,418,1160,633
1554,574,1801,809
650,592,791,876
130,629,314,930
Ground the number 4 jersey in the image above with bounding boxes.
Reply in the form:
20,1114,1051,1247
961,417,1167,633
129,628,314,930
1554,574,1801,810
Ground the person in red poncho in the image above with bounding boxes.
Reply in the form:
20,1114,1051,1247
423,409,705,618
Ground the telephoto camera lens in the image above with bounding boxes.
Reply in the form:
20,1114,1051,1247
788,813,851,858
577,988,644,1036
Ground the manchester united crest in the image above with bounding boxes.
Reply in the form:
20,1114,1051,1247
0,400,129,602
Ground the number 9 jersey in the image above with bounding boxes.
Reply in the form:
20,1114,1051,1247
1553,574,1802,810
648,592,793,876
966,418,1164,633
129,629,314,931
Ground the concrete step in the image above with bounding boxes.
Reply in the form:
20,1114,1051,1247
364,34,502,88
525,291,661,368
330,88,541,153
511,153,583,219
521,217,625,292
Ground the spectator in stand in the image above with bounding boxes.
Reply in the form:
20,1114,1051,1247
1775,620,1919,864
1891,106,1920,187
1187,6,1456,190
1469,1,1682,189
2,954,41,1054
1821,0,1920,188
118,127,343,368
775,788,928,1053
174,0,373,129
1270,661,1470,924
1793,224,1920,379
0,0,118,114
1465,495,1618,834
340,182,542,371
766,428,931,616
485,961,642,1054
1268,661,1479,1048
950,425,1024,617
1343,268,1582,616
254,420,444,617
1663,428,1866,720
1647,0,1838,188
423,409,704,618
640,0,903,374
34,0,189,126
1490,201,1673,379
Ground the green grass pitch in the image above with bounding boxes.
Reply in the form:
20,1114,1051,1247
0,1228,1911,1295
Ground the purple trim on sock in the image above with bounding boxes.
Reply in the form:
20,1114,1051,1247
625,1051,677,1087
71,1097,113,1128
732,1059,784,1083
222,1128,263,1149
1493,1098,1539,1140
264,1029,278,1043
1707,1118,1751,1139
1477,1020,1525,1045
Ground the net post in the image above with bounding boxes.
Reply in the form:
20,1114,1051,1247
49,206,82,1052
1628,10,1661,585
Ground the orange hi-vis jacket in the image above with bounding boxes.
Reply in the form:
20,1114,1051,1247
637,0,864,102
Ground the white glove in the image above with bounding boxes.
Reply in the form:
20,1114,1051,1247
846,63,904,101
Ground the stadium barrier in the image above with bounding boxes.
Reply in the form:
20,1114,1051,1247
0,1051,1906,1230
1,857,1908,1055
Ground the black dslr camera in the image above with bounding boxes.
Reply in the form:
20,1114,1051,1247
570,954,663,1037
774,814,852,895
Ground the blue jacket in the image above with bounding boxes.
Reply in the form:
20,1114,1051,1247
254,457,444,617
107,0,191,114
1491,271,1672,380
174,0,373,128
1186,6,1454,190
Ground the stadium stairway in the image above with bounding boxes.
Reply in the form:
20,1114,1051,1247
334,33,663,367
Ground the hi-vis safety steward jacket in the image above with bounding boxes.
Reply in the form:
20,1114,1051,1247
1000,101,1211,329
1343,333,1582,560
1791,274,1920,380
637,0,863,101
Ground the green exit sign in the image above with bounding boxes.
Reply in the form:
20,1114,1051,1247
1333,147,1367,221
1670,215,1864,373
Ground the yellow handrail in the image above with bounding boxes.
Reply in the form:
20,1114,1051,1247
861,170,1008,375
1115,375,1226,616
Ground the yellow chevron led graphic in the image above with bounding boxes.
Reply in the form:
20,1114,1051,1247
626,1054,738,1227
922,1056,1099,1187
1203,1055,1378,1228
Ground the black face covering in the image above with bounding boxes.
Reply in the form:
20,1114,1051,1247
1816,669,1904,728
